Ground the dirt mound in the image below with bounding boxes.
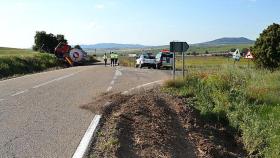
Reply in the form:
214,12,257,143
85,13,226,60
87,90,246,158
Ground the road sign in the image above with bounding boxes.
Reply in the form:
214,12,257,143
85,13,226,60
70,49,84,62
170,42,189,53
245,51,254,59
170,42,190,79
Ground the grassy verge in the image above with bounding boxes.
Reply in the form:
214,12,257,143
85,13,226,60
119,56,136,67
163,65,280,157
0,53,64,79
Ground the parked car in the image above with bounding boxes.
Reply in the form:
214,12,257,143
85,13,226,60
155,50,174,69
135,53,156,69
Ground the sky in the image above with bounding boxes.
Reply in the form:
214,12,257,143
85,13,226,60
0,0,279,48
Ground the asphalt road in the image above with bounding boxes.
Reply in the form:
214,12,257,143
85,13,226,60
0,64,171,158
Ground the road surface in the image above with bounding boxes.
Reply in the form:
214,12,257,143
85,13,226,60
0,64,171,158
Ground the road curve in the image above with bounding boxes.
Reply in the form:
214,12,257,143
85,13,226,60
0,64,171,158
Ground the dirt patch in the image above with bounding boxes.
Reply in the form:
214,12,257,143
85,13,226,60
87,89,246,158
80,92,130,114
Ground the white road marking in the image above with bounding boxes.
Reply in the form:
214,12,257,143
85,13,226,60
11,89,28,97
122,91,129,94
106,68,123,92
106,86,112,92
115,69,122,76
135,80,163,88
32,73,75,89
72,115,101,158
110,80,115,85
122,80,163,95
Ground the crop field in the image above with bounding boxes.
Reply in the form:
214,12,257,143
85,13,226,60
119,55,253,70
0,47,37,57
187,44,252,54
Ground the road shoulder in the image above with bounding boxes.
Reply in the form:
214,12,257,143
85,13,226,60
84,89,246,158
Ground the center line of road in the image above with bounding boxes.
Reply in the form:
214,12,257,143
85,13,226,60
106,68,123,92
32,73,75,89
110,80,115,85
11,89,28,97
106,86,113,92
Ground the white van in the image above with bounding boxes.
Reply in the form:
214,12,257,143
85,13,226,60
135,53,156,69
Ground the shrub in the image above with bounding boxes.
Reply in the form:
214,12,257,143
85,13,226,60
252,23,280,70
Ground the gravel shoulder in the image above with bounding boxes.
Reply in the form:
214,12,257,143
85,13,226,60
85,89,246,158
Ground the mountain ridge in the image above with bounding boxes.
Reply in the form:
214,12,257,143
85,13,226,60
196,37,255,46
80,37,255,49
81,43,146,49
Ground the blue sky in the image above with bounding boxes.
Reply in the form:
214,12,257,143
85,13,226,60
0,0,279,48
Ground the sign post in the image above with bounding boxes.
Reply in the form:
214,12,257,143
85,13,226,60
182,50,185,77
173,52,176,80
170,42,189,79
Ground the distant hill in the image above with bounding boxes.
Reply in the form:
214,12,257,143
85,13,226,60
79,37,254,50
197,37,255,46
80,43,147,49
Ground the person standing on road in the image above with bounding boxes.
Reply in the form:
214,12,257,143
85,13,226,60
103,53,108,66
110,52,115,67
115,52,119,66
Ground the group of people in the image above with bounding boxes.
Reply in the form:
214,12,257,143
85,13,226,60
103,52,119,67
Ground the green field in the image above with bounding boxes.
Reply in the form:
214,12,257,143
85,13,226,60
0,47,64,79
163,57,280,157
0,47,37,57
187,44,252,54
119,55,253,69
